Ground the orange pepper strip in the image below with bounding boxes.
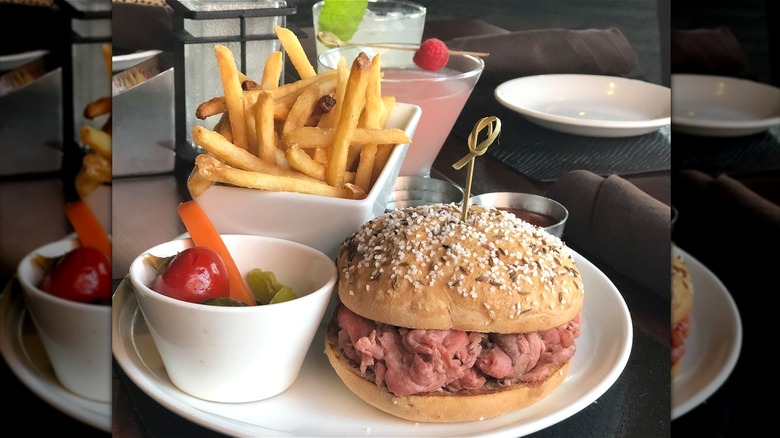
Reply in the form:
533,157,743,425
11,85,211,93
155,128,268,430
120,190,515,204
64,200,111,261
177,200,255,306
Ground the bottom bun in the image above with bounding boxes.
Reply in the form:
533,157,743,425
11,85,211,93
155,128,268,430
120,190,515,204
672,360,681,381
324,333,571,423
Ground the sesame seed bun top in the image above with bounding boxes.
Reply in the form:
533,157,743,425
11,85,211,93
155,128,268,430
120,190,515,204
336,203,584,333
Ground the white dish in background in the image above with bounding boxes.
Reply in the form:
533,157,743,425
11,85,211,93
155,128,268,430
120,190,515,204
113,249,632,437
672,74,780,137
191,102,421,260
495,74,671,137
671,245,742,420
0,281,111,432
112,49,162,73
0,50,48,72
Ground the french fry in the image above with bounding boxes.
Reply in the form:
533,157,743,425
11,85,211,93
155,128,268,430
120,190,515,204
326,52,371,188
274,25,316,79
215,112,233,143
354,54,383,191
192,125,319,182
83,96,111,119
214,44,248,151
318,57,348,129
284,127,410,149
196,154,348,198
195,70,337,121
80,125,112,160
285,144,325,180
254,91,277,163
282,85,321,145
102,43,112,83
188,165,214,198
261,50,283,90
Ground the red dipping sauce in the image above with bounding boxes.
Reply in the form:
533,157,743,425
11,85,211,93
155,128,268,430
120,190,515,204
499,207,559,228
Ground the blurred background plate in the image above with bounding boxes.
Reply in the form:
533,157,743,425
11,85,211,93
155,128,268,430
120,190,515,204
112,49,162,73
671,74,780,137
495,74,670,137
0,50,48,72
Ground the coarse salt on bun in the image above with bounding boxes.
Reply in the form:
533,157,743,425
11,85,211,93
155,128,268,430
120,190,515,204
325,203,585,422
671,250,694,381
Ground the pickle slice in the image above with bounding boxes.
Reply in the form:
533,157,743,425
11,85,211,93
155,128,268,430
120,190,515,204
269,286,298,304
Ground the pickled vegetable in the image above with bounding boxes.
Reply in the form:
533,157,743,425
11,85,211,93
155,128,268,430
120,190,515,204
270,286,298,304
247,268,298,305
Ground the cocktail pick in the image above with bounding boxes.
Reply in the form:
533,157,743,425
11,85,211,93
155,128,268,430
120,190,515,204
452,116,502,221
316,31,490,57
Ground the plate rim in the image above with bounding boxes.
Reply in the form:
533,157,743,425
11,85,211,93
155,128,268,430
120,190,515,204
0,280,112,432
670,246,742,420
670,73,780,134
112,248,633,437
494,73,671,133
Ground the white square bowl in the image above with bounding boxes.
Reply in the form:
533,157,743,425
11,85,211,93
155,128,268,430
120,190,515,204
190,102,422,259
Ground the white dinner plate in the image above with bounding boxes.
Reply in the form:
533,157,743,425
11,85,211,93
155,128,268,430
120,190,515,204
494,74,671,137
671,74,780,137
113,249,632,437
112,49,162,73
671,246,742,420
0,50,48,72
0,280,112,432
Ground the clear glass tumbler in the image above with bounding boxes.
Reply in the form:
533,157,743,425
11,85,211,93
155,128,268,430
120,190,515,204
312,0,426,60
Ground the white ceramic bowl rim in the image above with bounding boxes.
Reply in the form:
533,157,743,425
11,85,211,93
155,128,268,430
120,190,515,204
129,235,338,311
17,237,112,311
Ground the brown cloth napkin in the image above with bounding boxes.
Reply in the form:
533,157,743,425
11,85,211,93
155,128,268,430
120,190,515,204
545,170,670,297
671,170,780,294
445,27,641,83
112,1,176,52
671,27,750,76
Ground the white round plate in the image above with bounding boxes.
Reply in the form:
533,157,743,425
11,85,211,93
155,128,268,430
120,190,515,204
0,50,48,72
0,280,112,432
494,74,671,137
113,249,632,437
112,50,162,72
672,74,780,137
671,246,742,420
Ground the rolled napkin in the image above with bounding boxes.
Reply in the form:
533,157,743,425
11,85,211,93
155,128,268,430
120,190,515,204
112,0,176,52
545,170,670,297
446,27,640,83
671,27,750,76
671,169,780,294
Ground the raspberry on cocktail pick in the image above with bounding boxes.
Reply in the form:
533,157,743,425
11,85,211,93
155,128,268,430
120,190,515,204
317,32,489,72
413,38,450,72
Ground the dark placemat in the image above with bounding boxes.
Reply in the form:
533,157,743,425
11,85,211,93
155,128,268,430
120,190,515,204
671,125,780,175
453,83,671,182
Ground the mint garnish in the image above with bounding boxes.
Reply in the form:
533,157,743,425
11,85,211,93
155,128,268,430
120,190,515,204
318,0,368,42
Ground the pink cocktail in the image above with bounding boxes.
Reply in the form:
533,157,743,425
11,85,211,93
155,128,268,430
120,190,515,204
318,46,484,176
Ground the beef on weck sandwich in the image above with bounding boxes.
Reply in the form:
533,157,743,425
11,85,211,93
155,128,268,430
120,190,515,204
324,203,584,422
671,251,694,381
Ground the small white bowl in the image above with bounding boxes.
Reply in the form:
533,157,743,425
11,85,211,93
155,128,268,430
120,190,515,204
495,74,671,137
191,102,421,260
16,237,112,403
671,74,780,137
128,234,338,403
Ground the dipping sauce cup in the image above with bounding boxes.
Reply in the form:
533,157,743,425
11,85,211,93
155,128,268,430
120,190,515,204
470,192,569,238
